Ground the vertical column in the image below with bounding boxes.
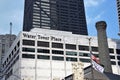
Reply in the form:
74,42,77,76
96,21,112,73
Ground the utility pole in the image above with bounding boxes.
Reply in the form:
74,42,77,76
87,37,94,80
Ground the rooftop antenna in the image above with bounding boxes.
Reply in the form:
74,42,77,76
9,22,12,47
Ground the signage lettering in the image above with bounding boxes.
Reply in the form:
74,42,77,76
51,36,62,41
23,33,62,42
23,33,36,39
38,35,49,40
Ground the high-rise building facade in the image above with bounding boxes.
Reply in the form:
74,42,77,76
23,0,88,35
117,0,120,32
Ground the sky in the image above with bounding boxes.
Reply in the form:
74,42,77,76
0,0,119,39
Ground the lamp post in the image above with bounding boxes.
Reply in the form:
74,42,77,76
87,37,94,80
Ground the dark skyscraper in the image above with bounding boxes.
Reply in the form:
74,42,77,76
23,0,88,35
116,0,120,34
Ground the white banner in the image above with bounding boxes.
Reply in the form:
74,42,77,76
92,60,104,73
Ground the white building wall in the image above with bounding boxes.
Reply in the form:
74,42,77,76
1,29,120,80
21,59,36,80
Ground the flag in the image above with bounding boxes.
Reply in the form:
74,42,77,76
90,53,100,63
92,60,104,73
90,53,104,73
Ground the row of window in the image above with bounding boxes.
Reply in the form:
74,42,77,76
3,41,20,68
22,48,118,60
3,56,19,76
22,40,116,53
22,54,118,65
2,41,20,76
22,54,77,61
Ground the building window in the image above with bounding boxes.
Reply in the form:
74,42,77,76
22,47,35,52
22,54,35,59
111,61,116,65
66,44,76,50
80,58,90,63
109,48,114,53
37,55,50,60
37,41,49,47
94,54,99,57
110,56,115,59
8,53,11,60
116,49,120,54
92,46,98,52
79,52,89,57
66,51,77,56
37,49,50,53
117,56,120,60
52,42,63,49
17,41,20,47
52,50,64,55
66,57,77,62
52,56,64,61
22,39,35,46
118,61,120,66
79,45,89,51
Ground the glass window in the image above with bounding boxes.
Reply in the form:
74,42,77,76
17,41,20,47
110,56,115,59
37,41,49,47
94,54,99,57
52,50,64,55
92,46,98,52
111,61,116,65
22,40,35,46
66,51,77,56
66,57,77,62
80,58,90,63
109,48,114,53
37,55,50,60
22,47,35,52
79,45,89,51
79,52,89,57
52,42,63,49
52,56,64,61
41,0,49,2
116,49,120,54
66,44,76,50
118,61,120,66
22,54,35,59
37,49,50,53
117,56,120,60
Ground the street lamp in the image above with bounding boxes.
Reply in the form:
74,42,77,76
86,37,95,80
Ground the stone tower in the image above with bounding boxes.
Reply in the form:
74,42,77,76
96,21,112,73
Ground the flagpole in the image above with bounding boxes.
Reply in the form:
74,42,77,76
10,22,12,47
87,37,94,80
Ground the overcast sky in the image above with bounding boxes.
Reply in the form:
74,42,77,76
0,0,119,39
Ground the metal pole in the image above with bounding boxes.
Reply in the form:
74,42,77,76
9,22,12,47
87,37,94,80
